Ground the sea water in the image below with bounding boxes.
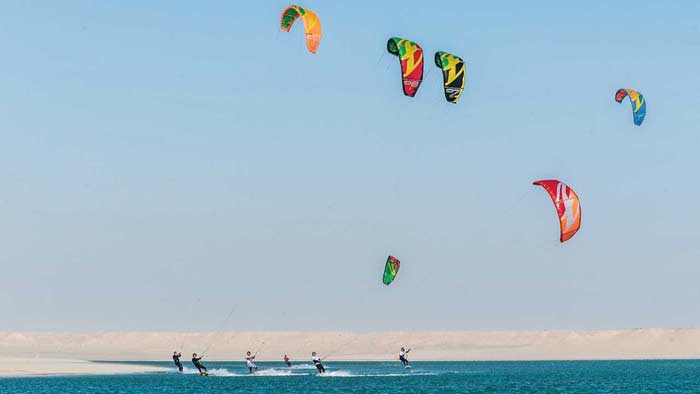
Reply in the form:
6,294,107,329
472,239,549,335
2,360,700,393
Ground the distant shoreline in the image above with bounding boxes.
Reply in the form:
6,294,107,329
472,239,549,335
1,328,699,363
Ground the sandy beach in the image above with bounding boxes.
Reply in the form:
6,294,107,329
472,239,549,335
0,328,699,374
0,357,167,377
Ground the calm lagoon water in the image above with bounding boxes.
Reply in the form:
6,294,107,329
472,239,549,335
2,360,700,393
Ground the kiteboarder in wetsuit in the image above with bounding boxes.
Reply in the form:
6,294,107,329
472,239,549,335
172,351,183,372
191,353,208,375
399,347,411,367
284,354,292,367
246,351,258,374
311,352,325,374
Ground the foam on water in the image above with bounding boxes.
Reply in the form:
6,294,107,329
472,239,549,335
178,367,313,378
251,368,308,377
288,363,317,370
208,368,237,377
180,367,200,375
171,366,239,377
318,370,352,377
371,372,440,377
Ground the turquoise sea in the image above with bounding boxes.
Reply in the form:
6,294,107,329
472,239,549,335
2,360,700,393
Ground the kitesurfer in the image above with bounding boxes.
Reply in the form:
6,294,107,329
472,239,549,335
191,353,208,375
284,354,291,367
311,352,325,373
172,351,183,372
246,351,258,374
399,347,411,367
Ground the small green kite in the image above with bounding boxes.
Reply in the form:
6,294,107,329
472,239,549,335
383,255,401,285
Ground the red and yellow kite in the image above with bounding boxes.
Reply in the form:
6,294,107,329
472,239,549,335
533,180,581,242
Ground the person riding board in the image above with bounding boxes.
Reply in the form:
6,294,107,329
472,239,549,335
191,353,208,376
311,351,325,374
284,354,292,367
172,351,183,372
245,351,258,374
399,347,411,367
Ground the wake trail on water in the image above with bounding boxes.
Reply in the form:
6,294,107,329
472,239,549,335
180,367,200,375
188,368,313,377
288,363,317,370
252,368,309,376
208,368,237,377
178,367,237,377
177,366,440,378
318,370,440,378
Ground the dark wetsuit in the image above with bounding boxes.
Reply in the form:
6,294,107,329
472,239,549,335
173,354,183,372
284,356,291,367
312,357,325,373
399,350,409,367
192,357,207,374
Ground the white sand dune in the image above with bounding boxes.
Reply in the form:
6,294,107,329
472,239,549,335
1,329,700,365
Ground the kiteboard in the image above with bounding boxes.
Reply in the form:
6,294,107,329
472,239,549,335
199,372,209,377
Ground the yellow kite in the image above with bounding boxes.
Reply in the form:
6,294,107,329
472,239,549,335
280,5,322,54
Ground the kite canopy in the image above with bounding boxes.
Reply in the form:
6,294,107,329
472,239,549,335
382,255,401,285
615,88,646,126
533,180,581,243
387,37,424,97
280,5,322,54
434,51,466,103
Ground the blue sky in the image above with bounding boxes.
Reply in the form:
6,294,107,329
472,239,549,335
1,1,700,331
